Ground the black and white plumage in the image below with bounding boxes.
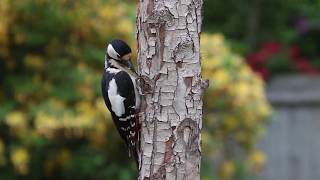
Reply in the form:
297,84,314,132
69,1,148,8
101,40,140,167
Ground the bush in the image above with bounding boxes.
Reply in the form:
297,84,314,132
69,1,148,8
0,0,137,179
201,33,271,179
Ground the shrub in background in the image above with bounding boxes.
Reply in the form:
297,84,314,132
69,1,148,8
0,0,136,179
201,33,271,179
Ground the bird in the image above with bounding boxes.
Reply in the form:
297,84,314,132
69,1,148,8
101,39,141,167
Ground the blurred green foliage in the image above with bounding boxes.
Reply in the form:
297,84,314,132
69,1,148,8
0,0,271,179
0,0,137,179
203,0,320,52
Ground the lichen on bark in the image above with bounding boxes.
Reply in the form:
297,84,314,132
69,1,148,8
137,0,205,179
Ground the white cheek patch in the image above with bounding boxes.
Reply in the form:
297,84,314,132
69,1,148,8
108,79,125,116
107,44,120,60
106,68,121,74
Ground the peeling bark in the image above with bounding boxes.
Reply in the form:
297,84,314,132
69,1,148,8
137,0,205,179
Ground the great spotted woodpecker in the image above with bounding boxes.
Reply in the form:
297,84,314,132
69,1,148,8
101,39,140,167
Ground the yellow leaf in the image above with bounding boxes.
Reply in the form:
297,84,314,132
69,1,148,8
10,147,29,175
0,138,6,166
24,54,45,69
247,150,266,172
220,160,235,178
5,111,27,129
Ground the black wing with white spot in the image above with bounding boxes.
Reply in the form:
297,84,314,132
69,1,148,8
101,69,138,166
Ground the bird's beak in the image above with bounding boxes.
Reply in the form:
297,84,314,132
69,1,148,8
127,60,138,75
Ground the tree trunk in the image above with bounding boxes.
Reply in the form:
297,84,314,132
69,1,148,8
136,0,206,179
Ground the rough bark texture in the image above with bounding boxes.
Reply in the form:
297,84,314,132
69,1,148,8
136,0,205,179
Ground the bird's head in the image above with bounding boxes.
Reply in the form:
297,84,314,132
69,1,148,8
105,39,136,73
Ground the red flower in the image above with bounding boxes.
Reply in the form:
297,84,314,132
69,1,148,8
246,41,320,80
247,52,265,67
253,68,270,80
294,58,312,72
288,46,301,59
247,42,282,68
261,42,281,54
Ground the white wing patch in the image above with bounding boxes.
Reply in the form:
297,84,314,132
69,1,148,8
108,79,125,116
129,74,141,109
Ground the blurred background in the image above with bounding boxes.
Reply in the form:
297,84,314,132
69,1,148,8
0,0,318,179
